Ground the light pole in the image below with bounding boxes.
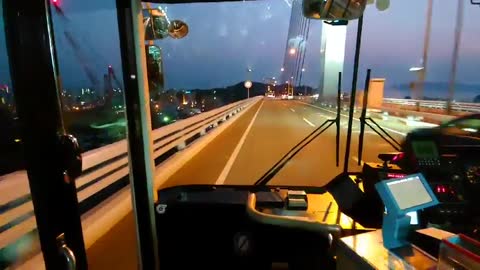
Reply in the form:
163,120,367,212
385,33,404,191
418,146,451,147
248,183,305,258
301,68,307,95
409,66,424,100
447,0,464,114
244,80,252,99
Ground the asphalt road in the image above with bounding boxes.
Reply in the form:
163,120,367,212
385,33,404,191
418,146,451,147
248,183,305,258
86,98,408,269
163,99,404,188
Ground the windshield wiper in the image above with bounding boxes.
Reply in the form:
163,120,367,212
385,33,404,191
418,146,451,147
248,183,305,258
254,73,343,186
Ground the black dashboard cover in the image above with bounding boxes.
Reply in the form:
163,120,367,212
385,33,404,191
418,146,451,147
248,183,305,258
154,185,334,270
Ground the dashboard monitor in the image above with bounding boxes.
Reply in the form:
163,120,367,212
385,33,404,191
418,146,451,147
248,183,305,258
376,173,438,215
375,174,439,249
411,140,439,159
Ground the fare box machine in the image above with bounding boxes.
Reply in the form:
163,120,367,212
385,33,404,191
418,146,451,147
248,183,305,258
335,173,480,269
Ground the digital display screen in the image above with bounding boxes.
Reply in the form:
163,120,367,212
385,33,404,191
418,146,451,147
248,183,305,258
387,176,433,210
411,141,439,159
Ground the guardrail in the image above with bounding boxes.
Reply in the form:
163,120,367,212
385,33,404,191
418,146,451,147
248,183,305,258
0,97,261,264
383,98,480,113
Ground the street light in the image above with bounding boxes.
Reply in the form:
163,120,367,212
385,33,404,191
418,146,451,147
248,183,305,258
409,66,424,101
281,67,285,72
244,80,252,99
301,68,305,72
409,67,424,72
289,48,296,55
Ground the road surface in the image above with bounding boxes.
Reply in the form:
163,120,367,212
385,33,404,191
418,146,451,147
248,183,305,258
86,99,407,269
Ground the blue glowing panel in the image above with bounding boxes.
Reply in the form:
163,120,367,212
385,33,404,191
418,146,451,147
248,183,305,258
376,174,439,249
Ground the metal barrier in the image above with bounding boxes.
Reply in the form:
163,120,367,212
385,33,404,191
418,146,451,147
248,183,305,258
0,97,260,255
383,98,480,113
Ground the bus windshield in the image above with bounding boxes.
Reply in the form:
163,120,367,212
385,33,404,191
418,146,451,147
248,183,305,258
1,0,480,268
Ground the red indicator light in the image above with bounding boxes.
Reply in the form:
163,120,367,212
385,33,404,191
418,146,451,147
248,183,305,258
392,152,404,162
387,173,406,179
436,185,448,193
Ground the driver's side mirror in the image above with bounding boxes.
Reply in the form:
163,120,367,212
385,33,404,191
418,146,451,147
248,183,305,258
145,45,164,94
143,9,169,40
302,0,367,20
143,9,189,40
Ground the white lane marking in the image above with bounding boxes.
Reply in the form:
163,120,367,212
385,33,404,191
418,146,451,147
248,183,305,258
215,101,264,185
290,108,295,112
353,130,376,134
352,156,364,166
315,113,329,119
303,118,315,127
298,102,407,136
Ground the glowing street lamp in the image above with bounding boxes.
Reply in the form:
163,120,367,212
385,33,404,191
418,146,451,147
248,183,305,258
289,48,296,55
244,80,252,99
281,67,285,72
409,67,424,72
409,66,424,102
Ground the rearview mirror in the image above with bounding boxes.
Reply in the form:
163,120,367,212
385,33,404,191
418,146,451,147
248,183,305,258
143,8,169,40
145,45,164,94
143,9,189,41
303,0,367,20
168,20,189,39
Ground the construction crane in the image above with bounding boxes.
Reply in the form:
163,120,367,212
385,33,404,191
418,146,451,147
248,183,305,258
63,31,100,88
52,1,124,110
